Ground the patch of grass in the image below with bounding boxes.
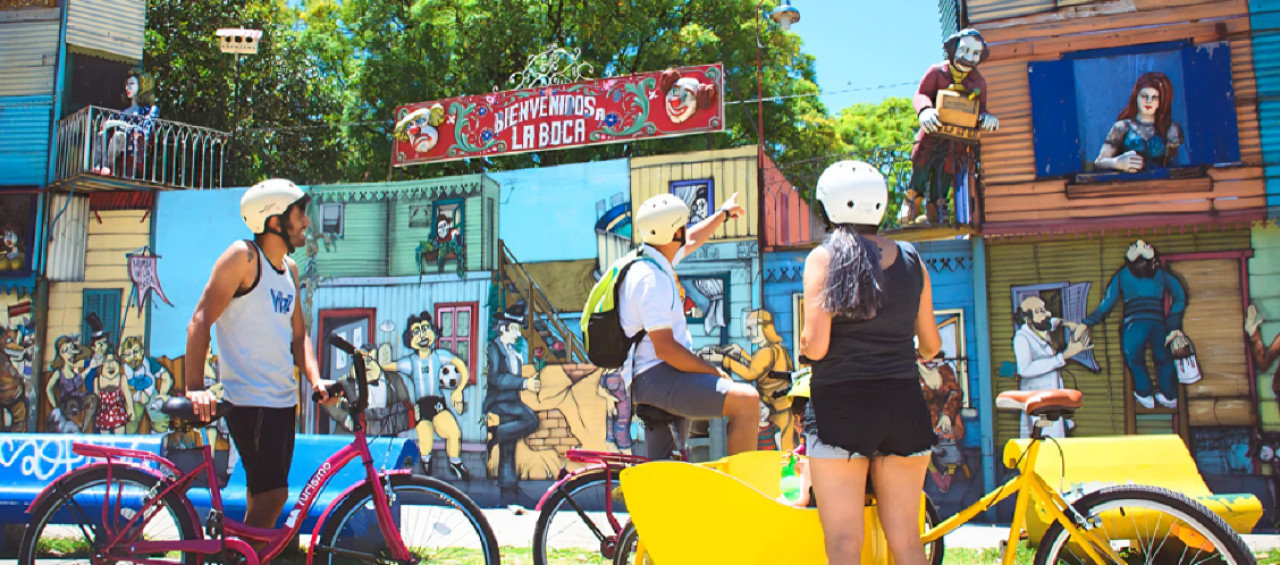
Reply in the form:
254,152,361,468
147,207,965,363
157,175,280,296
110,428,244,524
1256,549,1280,565
940,544,1036,564
35,536,92,558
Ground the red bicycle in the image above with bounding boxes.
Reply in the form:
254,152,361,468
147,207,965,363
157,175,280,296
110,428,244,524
531,405,686,565
19,335,499,564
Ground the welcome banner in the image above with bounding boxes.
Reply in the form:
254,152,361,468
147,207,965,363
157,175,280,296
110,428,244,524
392,63,725,166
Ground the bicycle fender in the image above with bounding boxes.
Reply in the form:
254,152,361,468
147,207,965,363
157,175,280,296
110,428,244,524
28,462,201,536
534,463,620,512
307,469,413,561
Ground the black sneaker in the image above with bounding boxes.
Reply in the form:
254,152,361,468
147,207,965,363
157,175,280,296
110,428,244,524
449,460,471,481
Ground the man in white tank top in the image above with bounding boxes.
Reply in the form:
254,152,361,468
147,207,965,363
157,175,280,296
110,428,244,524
184,179,339,543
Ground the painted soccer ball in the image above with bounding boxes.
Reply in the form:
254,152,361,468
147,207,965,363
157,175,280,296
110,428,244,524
439,364,461,389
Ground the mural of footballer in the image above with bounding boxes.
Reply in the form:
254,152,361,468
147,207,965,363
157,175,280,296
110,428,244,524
396,311,471,480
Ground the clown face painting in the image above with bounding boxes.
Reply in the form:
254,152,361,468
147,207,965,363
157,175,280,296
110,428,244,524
658,69,718,125
393,104,447,154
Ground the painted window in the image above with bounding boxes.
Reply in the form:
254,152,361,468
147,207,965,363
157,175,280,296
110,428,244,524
407,203,432,228
81,288,120,351
434,302,478,384
670,179,715,225
320,203,344,237
1029,40,1239,180
680,273,729,342
433,199,465,243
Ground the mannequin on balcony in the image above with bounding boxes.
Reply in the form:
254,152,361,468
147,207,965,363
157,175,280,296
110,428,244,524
92,69,160,177
906,29,999,226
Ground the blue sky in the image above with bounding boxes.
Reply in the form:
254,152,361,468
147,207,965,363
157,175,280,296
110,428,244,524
491,160,630,263
785,0,944,113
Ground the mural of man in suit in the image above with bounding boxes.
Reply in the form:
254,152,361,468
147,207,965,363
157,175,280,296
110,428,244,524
484,305,541,497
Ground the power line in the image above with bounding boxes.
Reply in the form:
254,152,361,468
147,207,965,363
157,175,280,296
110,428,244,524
235,79,923,134
724,80,918,106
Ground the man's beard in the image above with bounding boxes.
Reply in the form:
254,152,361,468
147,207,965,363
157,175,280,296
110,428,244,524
952,56,978,72
1128,259,1157,278
1028,317,1054,332
125,357,143,370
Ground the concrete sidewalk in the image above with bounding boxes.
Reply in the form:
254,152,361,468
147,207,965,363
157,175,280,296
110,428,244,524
482,506,1280,554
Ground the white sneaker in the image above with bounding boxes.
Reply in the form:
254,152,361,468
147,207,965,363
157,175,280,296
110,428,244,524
1155,393,1177,408
1134,393,1155,409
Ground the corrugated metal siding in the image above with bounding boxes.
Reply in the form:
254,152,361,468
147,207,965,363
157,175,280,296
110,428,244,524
315,201,388,278
45,194,89,282
309,275,491,442
976,1,1264,228
966,0,1055,24
66,0,144,62
1252,0,1280,213
988,230,1250,449
630,146,758,243
0,12,60,97
0,94,51,186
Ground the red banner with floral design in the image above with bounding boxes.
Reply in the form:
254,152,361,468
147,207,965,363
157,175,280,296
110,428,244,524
392,63,725,167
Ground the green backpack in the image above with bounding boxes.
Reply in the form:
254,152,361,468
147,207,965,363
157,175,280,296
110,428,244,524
581,250,658,369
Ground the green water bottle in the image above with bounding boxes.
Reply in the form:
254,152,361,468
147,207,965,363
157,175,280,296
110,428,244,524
780,453,802,504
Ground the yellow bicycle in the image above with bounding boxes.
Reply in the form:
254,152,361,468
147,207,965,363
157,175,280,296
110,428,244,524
617,388,1255,564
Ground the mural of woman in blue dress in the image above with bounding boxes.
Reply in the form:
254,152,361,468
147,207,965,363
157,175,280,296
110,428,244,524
1094,72,1184,173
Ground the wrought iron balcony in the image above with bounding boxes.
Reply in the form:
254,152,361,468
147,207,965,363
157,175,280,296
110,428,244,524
51,105,230,191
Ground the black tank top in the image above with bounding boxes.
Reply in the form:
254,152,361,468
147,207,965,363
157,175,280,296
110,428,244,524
811,241,924,382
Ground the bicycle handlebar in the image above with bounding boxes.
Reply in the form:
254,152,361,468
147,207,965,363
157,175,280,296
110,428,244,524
318,334,369,417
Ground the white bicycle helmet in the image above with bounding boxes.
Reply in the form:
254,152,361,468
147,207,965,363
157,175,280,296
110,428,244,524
241,178,309,235
815,161,888,226
634,194,691,246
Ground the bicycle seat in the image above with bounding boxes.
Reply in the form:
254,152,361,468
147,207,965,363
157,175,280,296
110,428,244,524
161,397,232,426
996,389,1083,416
635,403,678,431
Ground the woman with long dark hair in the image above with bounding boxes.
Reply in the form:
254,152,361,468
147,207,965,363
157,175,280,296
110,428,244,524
799,161,941,564
1095,72,1183,173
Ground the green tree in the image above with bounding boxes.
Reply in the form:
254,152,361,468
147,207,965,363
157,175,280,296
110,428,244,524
779,96,917,228
300,0,840,181
144,0,345,186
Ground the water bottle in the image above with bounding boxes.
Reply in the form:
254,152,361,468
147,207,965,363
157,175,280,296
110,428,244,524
780,453,802,504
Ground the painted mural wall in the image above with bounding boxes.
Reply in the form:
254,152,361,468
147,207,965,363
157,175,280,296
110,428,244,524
986,227,1274,524
763,238,988,517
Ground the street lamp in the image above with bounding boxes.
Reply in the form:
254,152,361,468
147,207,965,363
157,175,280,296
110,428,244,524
756,1,801,162
216,27,262,181
754,0,800,256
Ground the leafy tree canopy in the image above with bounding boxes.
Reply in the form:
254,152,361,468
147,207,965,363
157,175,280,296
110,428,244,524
146,0,843,184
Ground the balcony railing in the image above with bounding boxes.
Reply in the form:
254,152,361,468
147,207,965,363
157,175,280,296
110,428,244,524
52,105,230,190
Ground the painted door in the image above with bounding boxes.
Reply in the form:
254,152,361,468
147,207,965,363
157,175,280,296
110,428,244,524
316,308,375,433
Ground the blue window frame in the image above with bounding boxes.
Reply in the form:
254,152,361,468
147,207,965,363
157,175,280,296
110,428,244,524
1029,40,1240,180
670,179,715,225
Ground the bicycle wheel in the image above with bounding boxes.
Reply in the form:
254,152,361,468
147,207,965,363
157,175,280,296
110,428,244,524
612,520,649,565
1033,485,1252,564
313,473,500,565
19,465,200,565
533,471,630,565
923,495,945,565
